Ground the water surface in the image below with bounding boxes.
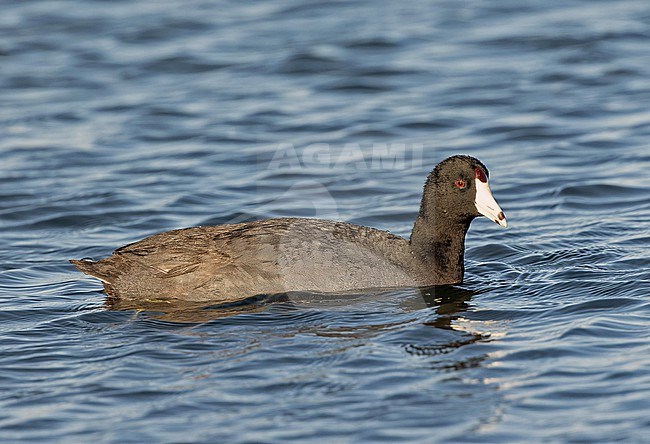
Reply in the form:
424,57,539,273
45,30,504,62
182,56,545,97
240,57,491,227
1,0,649,442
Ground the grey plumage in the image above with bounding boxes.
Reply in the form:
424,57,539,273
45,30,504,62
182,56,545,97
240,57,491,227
71,155,507,302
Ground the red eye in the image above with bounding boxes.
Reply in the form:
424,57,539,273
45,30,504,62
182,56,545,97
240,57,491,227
454,179,466,189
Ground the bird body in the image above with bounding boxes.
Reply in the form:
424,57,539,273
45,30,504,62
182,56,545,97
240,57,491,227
72,218,423,302
71,155,508,302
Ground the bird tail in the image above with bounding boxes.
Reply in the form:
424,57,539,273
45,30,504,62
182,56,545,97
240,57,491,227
69,259,114,284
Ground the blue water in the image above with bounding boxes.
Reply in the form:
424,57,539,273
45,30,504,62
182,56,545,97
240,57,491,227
1,0,649,442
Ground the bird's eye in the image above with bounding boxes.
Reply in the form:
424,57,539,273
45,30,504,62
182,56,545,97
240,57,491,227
454,179,466,189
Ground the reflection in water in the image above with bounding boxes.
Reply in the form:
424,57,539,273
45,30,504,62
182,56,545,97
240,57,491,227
106,286,479,325
107,285,490,372
404,286,490,371
418,285,479,330
105,292,291,323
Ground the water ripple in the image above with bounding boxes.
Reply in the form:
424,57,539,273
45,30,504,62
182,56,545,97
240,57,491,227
1,0,649,442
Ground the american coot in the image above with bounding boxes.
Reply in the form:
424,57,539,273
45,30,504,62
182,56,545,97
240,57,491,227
71,155,507,302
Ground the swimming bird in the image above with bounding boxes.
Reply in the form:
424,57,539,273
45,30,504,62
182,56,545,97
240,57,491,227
71,155,507,302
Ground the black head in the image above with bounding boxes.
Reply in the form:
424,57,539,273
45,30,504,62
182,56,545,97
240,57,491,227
418,155,507,227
